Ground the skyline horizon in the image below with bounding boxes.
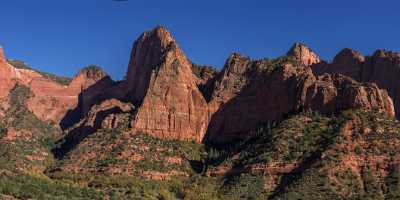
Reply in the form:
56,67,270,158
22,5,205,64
1,25,398,80
1,0,399,80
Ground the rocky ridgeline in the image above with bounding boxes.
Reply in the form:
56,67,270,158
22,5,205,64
0,49,113,123
0,27,398,145
311,47,400,119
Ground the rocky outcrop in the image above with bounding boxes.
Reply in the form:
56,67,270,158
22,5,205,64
191,64,218,85
0,48,114,125
26,66,113,124
52,98,134,158
83,98,133,130
0,50,15,117
303,74,394,117
311,48,400,119
125,26,176,104
287,43,321,67
206,55,395,143
127,26,209,142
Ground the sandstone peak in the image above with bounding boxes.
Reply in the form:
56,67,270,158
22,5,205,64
372,49,400,58
125,26,181,103
333,48,365,64
225,53,250,69
287,42,320,66
75,65,108,81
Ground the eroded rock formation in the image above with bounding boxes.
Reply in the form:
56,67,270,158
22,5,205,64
127,26,209,142
205,53,394,143
311,48,400,119
286,42,321,67
0,48,114,124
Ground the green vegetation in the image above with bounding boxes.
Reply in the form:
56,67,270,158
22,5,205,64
0,84,61,171
80,64,105,75
53,129,205,175
1,93,400,200
0,170,103,200
191,64,218,79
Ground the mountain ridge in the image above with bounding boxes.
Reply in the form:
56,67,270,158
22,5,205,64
1,26,400,199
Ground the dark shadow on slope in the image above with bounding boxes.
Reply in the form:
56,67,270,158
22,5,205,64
53,106,125,159
188,160,205,174
202,63,306,147
59,77,117,130
59,78,135,131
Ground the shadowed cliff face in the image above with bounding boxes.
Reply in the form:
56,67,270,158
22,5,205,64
311,48,400,119
59,67,114,130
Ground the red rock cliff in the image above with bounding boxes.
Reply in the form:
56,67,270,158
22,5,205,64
127,27,209,142
0,48,114,124
311,48,400,119
206,53,395,143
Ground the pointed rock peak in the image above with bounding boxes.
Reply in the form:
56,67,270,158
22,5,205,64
126,26,192,103
151,25,174,42
228,52,248,60
225,53,250,65
126,26,180,82
70,65,111,89
287,42,320,66
333,48,365,64
287,42,309,52
372,49,400,58
373,49,386,57
78,65,108,78
137,25,176,52
221,53,251,73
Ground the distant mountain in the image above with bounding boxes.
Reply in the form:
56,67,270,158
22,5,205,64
0,26,400,199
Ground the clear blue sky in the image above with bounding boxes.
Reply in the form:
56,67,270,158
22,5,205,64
1,0,399,80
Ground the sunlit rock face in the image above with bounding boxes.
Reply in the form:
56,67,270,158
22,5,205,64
126,26,209,142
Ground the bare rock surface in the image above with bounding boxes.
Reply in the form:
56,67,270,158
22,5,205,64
311,48,400,118
126,26,209,142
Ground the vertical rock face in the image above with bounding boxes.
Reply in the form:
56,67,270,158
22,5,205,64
128,27,209,142
206,61,315,143
126,26,175,104
208,53,253,107
67,67,114,114
303,74,395,117
0,48,17,100
206,57,395,143
287,43,321,67
312,48,400,119
56,67,115,129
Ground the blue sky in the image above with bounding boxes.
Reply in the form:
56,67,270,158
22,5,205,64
1,0,399,80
